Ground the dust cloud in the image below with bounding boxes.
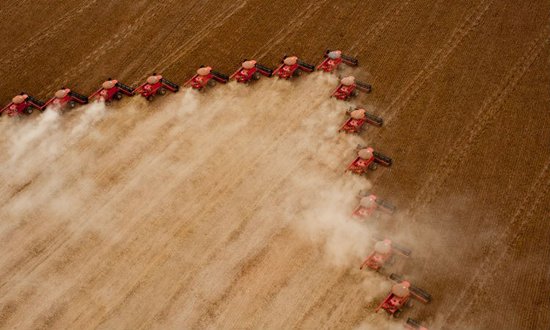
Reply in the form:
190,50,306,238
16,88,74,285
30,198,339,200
0,72,404,329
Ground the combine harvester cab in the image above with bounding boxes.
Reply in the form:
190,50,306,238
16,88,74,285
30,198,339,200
43,87,88,110
135,73,179,101
359,239,411,271
89,78,134,104
230,60,273,83
317,49,358,72
332,76,372,100
346,145,392,176
339,107,383,134
405,318,429,330
273,55,315,79
185,66,229,90
376,273,431,318
0,93,45,117
352,191,395,219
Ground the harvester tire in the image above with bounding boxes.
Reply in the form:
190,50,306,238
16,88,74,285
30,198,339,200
115,92,123,100
368,163,378,171
293,69,302,77
393,310,402,318
352,90,359,97
147,95,154,102
69,101,76,108
25,108,33,115
158,88,166,95
207,79,217,87
252,72,261,80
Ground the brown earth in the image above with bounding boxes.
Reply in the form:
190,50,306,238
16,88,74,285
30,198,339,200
0,1,549,329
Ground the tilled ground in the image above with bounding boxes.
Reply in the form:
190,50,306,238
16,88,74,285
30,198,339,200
0,1,549,329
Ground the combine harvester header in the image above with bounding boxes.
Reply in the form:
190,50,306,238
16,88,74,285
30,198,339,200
0,93,45,116
339,107,383,134
376,273,432,318
43,87,88,110
135,73,179,101
89,78,135,104
231,60,273,83
332,76,372,100
317,49,358,72
346,145,392,176
352,191,395,219
360,239,411,271
273,55,315,79
185,66,229,90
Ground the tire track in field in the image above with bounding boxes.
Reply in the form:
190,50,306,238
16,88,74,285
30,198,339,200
0,104,223,295
156,1,248,74
0,106,186,293
128,94,338,328
12,119,239,328
191,229,292,327
250,2,317,59
95,118,310,321
348,0,411,53
149,87,350,327
409,26,550,214
0,106,146,210
515,207,550,328
0,0,100,66
382,0,493,123
217,246,321,329
252,0,329,60
297,271,371,328
0,286,36,328
178,153,333,329
0,1,30,25
439,158,550,327
0,226,69,291
10,78,334,328
0,108,142,266
94,126,311,328
293,270,348,327
43,2,173,92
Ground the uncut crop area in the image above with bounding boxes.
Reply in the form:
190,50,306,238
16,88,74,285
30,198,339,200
0,1,549,329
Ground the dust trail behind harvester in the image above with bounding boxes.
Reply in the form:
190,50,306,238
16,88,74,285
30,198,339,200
0,73,398,329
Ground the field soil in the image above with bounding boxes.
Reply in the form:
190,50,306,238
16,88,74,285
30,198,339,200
0,1,549,329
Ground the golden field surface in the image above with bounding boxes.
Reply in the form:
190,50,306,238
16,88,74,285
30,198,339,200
0,1,549,329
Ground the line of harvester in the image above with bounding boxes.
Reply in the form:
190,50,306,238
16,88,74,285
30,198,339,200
0,50,371,116
0,49,430,329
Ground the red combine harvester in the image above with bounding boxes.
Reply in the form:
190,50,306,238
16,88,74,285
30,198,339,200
352,191,395,219
346,145,392,175
135,74,179,101
273,55,315,79
185,66,229,90
376,273,431,318
332,76,372,100
359,239,411,271
0,93,45,117
230,60,273,83
339,107,383,134
405,318,429,330
43,87,88,110
317,49,358,72
89,78,134,104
